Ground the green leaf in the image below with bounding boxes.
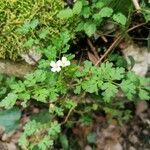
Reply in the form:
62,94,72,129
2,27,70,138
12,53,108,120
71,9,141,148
113,13,127,25
59,134,69,150
74,85,81,94
18,120,42,147
64,99,77,109
39,28,49,39
0,107,21,133
33,88,49,102
101,83,118,102
34,70,47,83
30,19,39,29
38,136,53,150
84,22,96,36
139,89,149,100
93,13,102,21
0,87,7,97
80,115,93,125
23,120,41,136
57,8,73,19
0,93,18,109
43,46,57,60
73,1,83,15
99,7,113,17
18,92,30,107
16,21,30,34
87,132,96,144
18,92,30,101
120,80,136,100
81,7,91,18
10,81,26,93
94,2,104,9
76,22,85,31
48,121,61,136
109,67,125,80
82,78,98,93
31,110,51,123
24,37,34,48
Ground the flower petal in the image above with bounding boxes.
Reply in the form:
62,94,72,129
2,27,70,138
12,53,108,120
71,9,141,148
65,60,70,66
50,61,56,67
61,57,67,62
51,67,57,72
56,60,63,67
56,67,61,72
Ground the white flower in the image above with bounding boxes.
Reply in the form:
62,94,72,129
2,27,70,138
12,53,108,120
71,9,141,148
50,57,71,73
50,61,61,72
58,57,70,67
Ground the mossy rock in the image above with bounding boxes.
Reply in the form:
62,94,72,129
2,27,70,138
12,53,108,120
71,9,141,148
0,0,74,60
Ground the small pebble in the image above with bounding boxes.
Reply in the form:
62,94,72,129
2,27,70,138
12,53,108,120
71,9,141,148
84,145,92,150
136,101,148,116
142,130,149,135
110,143,123,150
129,134,139,144
129,146,136,150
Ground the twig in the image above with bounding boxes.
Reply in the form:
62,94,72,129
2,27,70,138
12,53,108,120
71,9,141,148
132,0,141,11
101,35,108,43
95,22,147,66
95,35,122,66
61,107,74,125
127,22,147,32
87,39,100,60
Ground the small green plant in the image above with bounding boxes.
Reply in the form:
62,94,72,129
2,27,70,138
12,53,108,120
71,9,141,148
0,0,149,150
0,33,149,149
57,0,129,36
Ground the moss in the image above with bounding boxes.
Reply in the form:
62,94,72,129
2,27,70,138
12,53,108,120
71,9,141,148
0,0,72,60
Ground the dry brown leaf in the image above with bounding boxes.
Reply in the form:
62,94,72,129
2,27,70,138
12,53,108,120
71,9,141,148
88,51,99,65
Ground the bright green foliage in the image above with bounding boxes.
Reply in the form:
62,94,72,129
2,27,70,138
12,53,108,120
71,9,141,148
74,61,149,102
58,0,129,36
113,13,127,25
101,82,118,102
0,1,149,149
18,111,61,150
0,93,18,109
57,8,73,19
73,1,83,15
99,7,113,17
0,29,150,149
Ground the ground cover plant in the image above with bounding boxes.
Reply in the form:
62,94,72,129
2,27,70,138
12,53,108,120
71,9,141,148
0,0,150,150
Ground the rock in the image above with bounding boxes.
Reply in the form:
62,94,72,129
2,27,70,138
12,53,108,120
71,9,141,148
123,44,149,76
129,146,136,150
129,134,139,144
0,142,7,150
142,130,149,135
110,143,123,150
148,53,150,65
136,101,148,116
0,60,35,78
103,141,123,150
2,132,14,142
7,143,18,150
84,145,92,150
21,48,42,65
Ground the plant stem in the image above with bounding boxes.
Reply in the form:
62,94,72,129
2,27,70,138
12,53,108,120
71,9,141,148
132,0,141,11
